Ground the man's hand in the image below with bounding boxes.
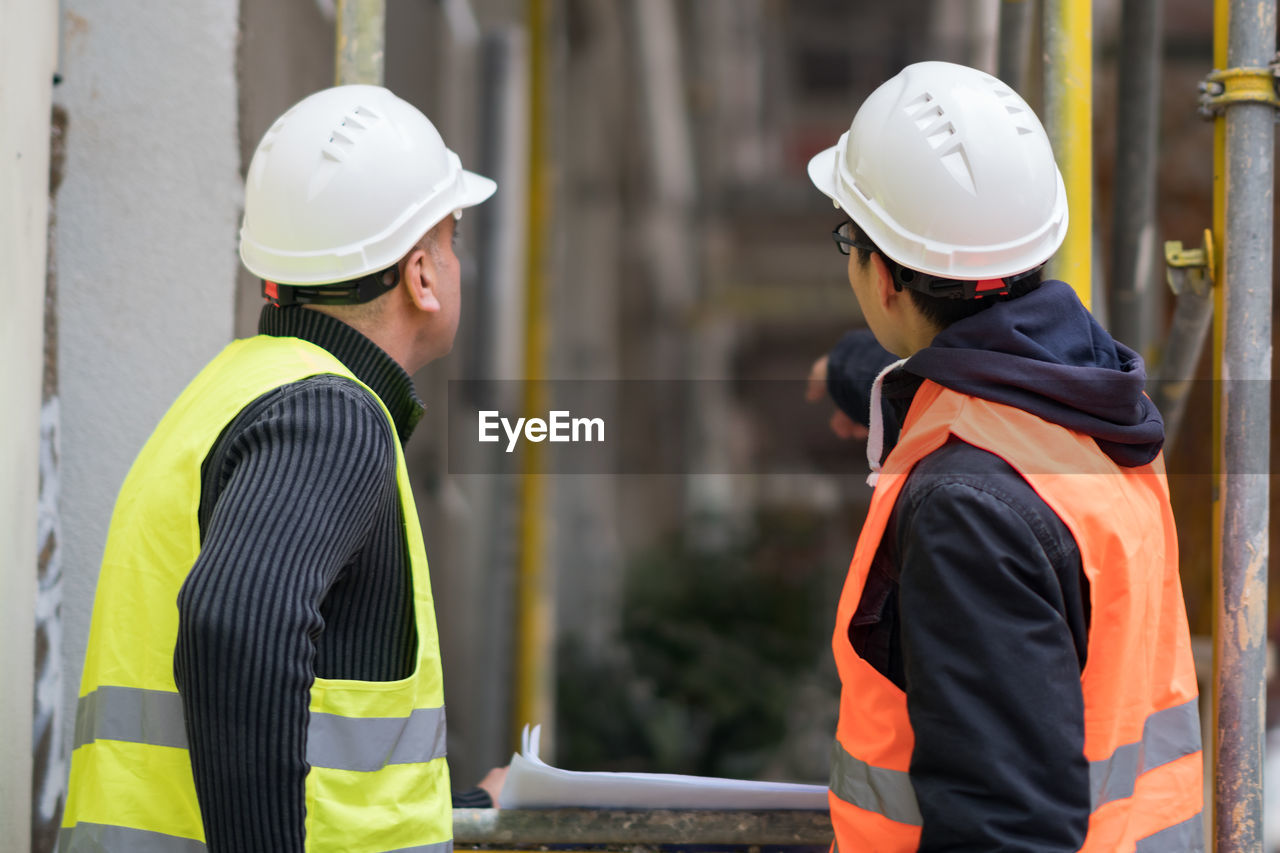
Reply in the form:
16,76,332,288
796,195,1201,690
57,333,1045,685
807,355,869,440
477,765,509,808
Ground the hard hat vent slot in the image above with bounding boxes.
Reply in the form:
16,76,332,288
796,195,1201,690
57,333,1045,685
324,112,377,161
903,93,956,151
938,146,976,194
989,86,1038,136
259,122,287,155
925,122,957,150
914,107,945,131
904,92,942,128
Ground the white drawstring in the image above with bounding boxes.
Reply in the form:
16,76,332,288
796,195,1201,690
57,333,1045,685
865,358,908,488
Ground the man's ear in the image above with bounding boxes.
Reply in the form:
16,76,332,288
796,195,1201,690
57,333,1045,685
869,252,901,313
401,244,442,315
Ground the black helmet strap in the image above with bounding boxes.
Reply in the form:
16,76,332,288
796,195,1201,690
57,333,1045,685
262,265,401,308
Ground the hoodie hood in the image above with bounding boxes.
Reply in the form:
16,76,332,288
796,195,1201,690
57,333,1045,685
903,281,1164,467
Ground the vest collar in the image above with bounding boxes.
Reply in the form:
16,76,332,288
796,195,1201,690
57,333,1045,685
258,305,426,443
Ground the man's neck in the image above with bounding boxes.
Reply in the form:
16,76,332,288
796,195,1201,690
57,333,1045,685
303,304,422,374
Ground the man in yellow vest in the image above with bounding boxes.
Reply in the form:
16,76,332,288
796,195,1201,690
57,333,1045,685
61,86,495,851
804,62,1204,851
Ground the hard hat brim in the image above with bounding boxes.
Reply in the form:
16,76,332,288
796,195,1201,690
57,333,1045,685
806,144,842,207
457,168,497,209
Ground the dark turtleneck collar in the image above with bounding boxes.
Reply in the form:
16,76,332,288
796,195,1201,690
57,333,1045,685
259,304,425,444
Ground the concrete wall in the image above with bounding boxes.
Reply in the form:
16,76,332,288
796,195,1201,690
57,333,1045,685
0,2,59,845
54,0,241,778
234,0,335,337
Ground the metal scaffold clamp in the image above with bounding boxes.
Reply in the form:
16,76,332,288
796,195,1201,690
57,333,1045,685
1198,54,1280,119
1164,228,1216,297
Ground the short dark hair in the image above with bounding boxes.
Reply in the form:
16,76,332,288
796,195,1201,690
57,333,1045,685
847,221,1043,329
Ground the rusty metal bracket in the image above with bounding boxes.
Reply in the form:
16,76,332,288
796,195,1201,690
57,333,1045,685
1165,228,1216,297
1198,55,1280,119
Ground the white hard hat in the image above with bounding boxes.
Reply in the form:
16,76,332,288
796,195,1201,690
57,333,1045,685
240,85,496,286
808,61,1067,281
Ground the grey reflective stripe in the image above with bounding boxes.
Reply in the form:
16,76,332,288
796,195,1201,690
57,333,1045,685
59,824,454,853
1090,698,1202,810
59,823,206,852
307,705,447,772
828,697,1199,836
1134,810,1205,853
74,685,189,751
73,686,447,773
828,740,922,827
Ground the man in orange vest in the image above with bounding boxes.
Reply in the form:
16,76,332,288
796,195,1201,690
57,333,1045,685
804,62,1204,852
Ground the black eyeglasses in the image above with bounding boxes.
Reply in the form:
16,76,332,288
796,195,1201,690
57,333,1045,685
831,220,878,256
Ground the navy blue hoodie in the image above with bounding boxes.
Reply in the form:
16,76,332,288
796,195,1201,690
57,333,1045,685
826,282,1166,852
828,280,1164,467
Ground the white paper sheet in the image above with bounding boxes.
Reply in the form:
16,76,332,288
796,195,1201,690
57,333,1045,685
497,725,830,810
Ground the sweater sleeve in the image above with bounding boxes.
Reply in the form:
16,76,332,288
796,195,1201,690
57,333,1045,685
174,377,397,853
826,329,899,426
451,787,494,809
895,469,1090,852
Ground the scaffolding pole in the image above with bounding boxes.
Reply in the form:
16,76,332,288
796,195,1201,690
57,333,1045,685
513,0,555,753
1212,0,1276,847
1107,0,1162,355
1041,0,1092,309
997,0,1031,97
335,0,386,86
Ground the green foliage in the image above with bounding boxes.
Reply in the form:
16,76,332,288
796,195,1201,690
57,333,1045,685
557,508,834,778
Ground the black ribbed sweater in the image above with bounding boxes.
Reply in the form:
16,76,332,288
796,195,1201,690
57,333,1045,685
172,306,477,853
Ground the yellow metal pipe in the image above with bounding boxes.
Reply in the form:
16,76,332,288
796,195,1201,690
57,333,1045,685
334,0,386,86
1041,0,1092,309
514,0,554,752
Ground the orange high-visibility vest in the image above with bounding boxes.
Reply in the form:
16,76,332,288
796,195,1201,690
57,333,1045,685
829,380,1203,853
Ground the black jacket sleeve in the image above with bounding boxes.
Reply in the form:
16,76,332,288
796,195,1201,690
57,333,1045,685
174,377,397,852
826,329,899,426
893,447,1091,852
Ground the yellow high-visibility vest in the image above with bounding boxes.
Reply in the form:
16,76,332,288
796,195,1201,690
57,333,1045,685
61,334,451,852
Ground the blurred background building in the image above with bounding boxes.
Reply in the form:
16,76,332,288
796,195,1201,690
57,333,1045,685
1,0,1260,850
